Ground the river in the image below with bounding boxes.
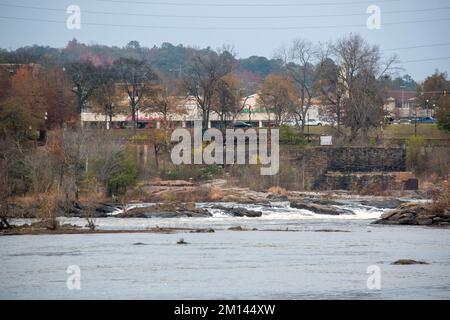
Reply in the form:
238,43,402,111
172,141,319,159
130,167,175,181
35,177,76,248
1,201,450,299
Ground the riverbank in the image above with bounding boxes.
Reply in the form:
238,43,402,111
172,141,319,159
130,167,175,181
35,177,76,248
2,179,447,236
0,224,217,236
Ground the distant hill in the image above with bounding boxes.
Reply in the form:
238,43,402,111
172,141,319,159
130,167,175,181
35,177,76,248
0,39,285,91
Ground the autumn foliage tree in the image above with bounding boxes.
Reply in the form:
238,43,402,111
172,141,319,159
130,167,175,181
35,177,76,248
417,71,450,132
0,64,46,140
436,96,450,132
40,67,77,128
257,74,298,126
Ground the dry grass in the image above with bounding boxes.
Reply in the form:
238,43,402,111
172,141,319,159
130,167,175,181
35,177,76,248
209,185,224,201
267,186,289,196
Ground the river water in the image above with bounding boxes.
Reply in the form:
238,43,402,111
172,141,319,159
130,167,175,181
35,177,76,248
1,201,450,299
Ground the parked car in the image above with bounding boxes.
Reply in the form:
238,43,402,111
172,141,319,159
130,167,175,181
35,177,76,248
232,121,253,128
281,119,333,127
305,119,325,126
281,120,298,127
415,117,436,124
394,118,411,125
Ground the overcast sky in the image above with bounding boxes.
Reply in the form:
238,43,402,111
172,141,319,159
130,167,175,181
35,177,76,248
0,0,449,81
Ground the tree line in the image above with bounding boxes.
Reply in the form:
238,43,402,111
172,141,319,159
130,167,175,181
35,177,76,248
2,34,449,142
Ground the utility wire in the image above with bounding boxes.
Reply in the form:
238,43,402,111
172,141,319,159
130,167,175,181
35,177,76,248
401,56,450,63
0,14,449,30
383,42,450,51
0,2,447,19
96,0,400,8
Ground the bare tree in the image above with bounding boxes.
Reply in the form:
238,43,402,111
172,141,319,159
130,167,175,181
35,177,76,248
0,141,14,229
315,45,345,134
143,75,185,167
212,73,243,131
91,65,121,129
279,39,318,134
333,34,398,142
65,61,100,115
143,74,183,127
182,50,234,129
59,129,92,201
113,58,158,132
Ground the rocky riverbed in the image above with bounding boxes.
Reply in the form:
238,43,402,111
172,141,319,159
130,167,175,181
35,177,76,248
85,179,426,219
4,179,446,234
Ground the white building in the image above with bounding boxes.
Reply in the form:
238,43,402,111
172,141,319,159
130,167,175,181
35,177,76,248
81,94,277,129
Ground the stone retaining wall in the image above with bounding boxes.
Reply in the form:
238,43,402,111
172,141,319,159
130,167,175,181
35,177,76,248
286,147,410,191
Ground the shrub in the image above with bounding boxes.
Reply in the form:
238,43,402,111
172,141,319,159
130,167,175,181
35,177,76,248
104,150,139,196
406,135,426,174
162,164,223,181
279,125,305,145
436,96,450,132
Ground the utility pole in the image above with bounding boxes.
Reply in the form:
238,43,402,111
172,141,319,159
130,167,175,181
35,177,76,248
400,85,406,116
414,106,418,137
169,64,183,79
307,112,310,144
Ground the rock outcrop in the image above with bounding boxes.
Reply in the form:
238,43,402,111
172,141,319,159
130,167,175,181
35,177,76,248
117,203,212,218
290,201,353,216
392,259,429,265
211,205,262,217
373,202,450,226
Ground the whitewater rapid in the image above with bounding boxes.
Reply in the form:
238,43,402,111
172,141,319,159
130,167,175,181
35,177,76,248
197,201,388,220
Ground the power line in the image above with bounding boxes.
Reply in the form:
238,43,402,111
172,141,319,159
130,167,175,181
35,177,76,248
96,0,399,7
1,2,449,19
0,14,449,30
383,42,450,51
401,56,450,63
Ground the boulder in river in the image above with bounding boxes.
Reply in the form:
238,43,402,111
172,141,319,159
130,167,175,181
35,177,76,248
117,203,212,218
373,202,450,226
211,205,262,217
177,238,188,245
392,259,429,265
96,203,120,214
290,201,353,216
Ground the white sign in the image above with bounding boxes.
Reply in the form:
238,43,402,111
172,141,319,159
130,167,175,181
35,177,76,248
320,135,333,146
